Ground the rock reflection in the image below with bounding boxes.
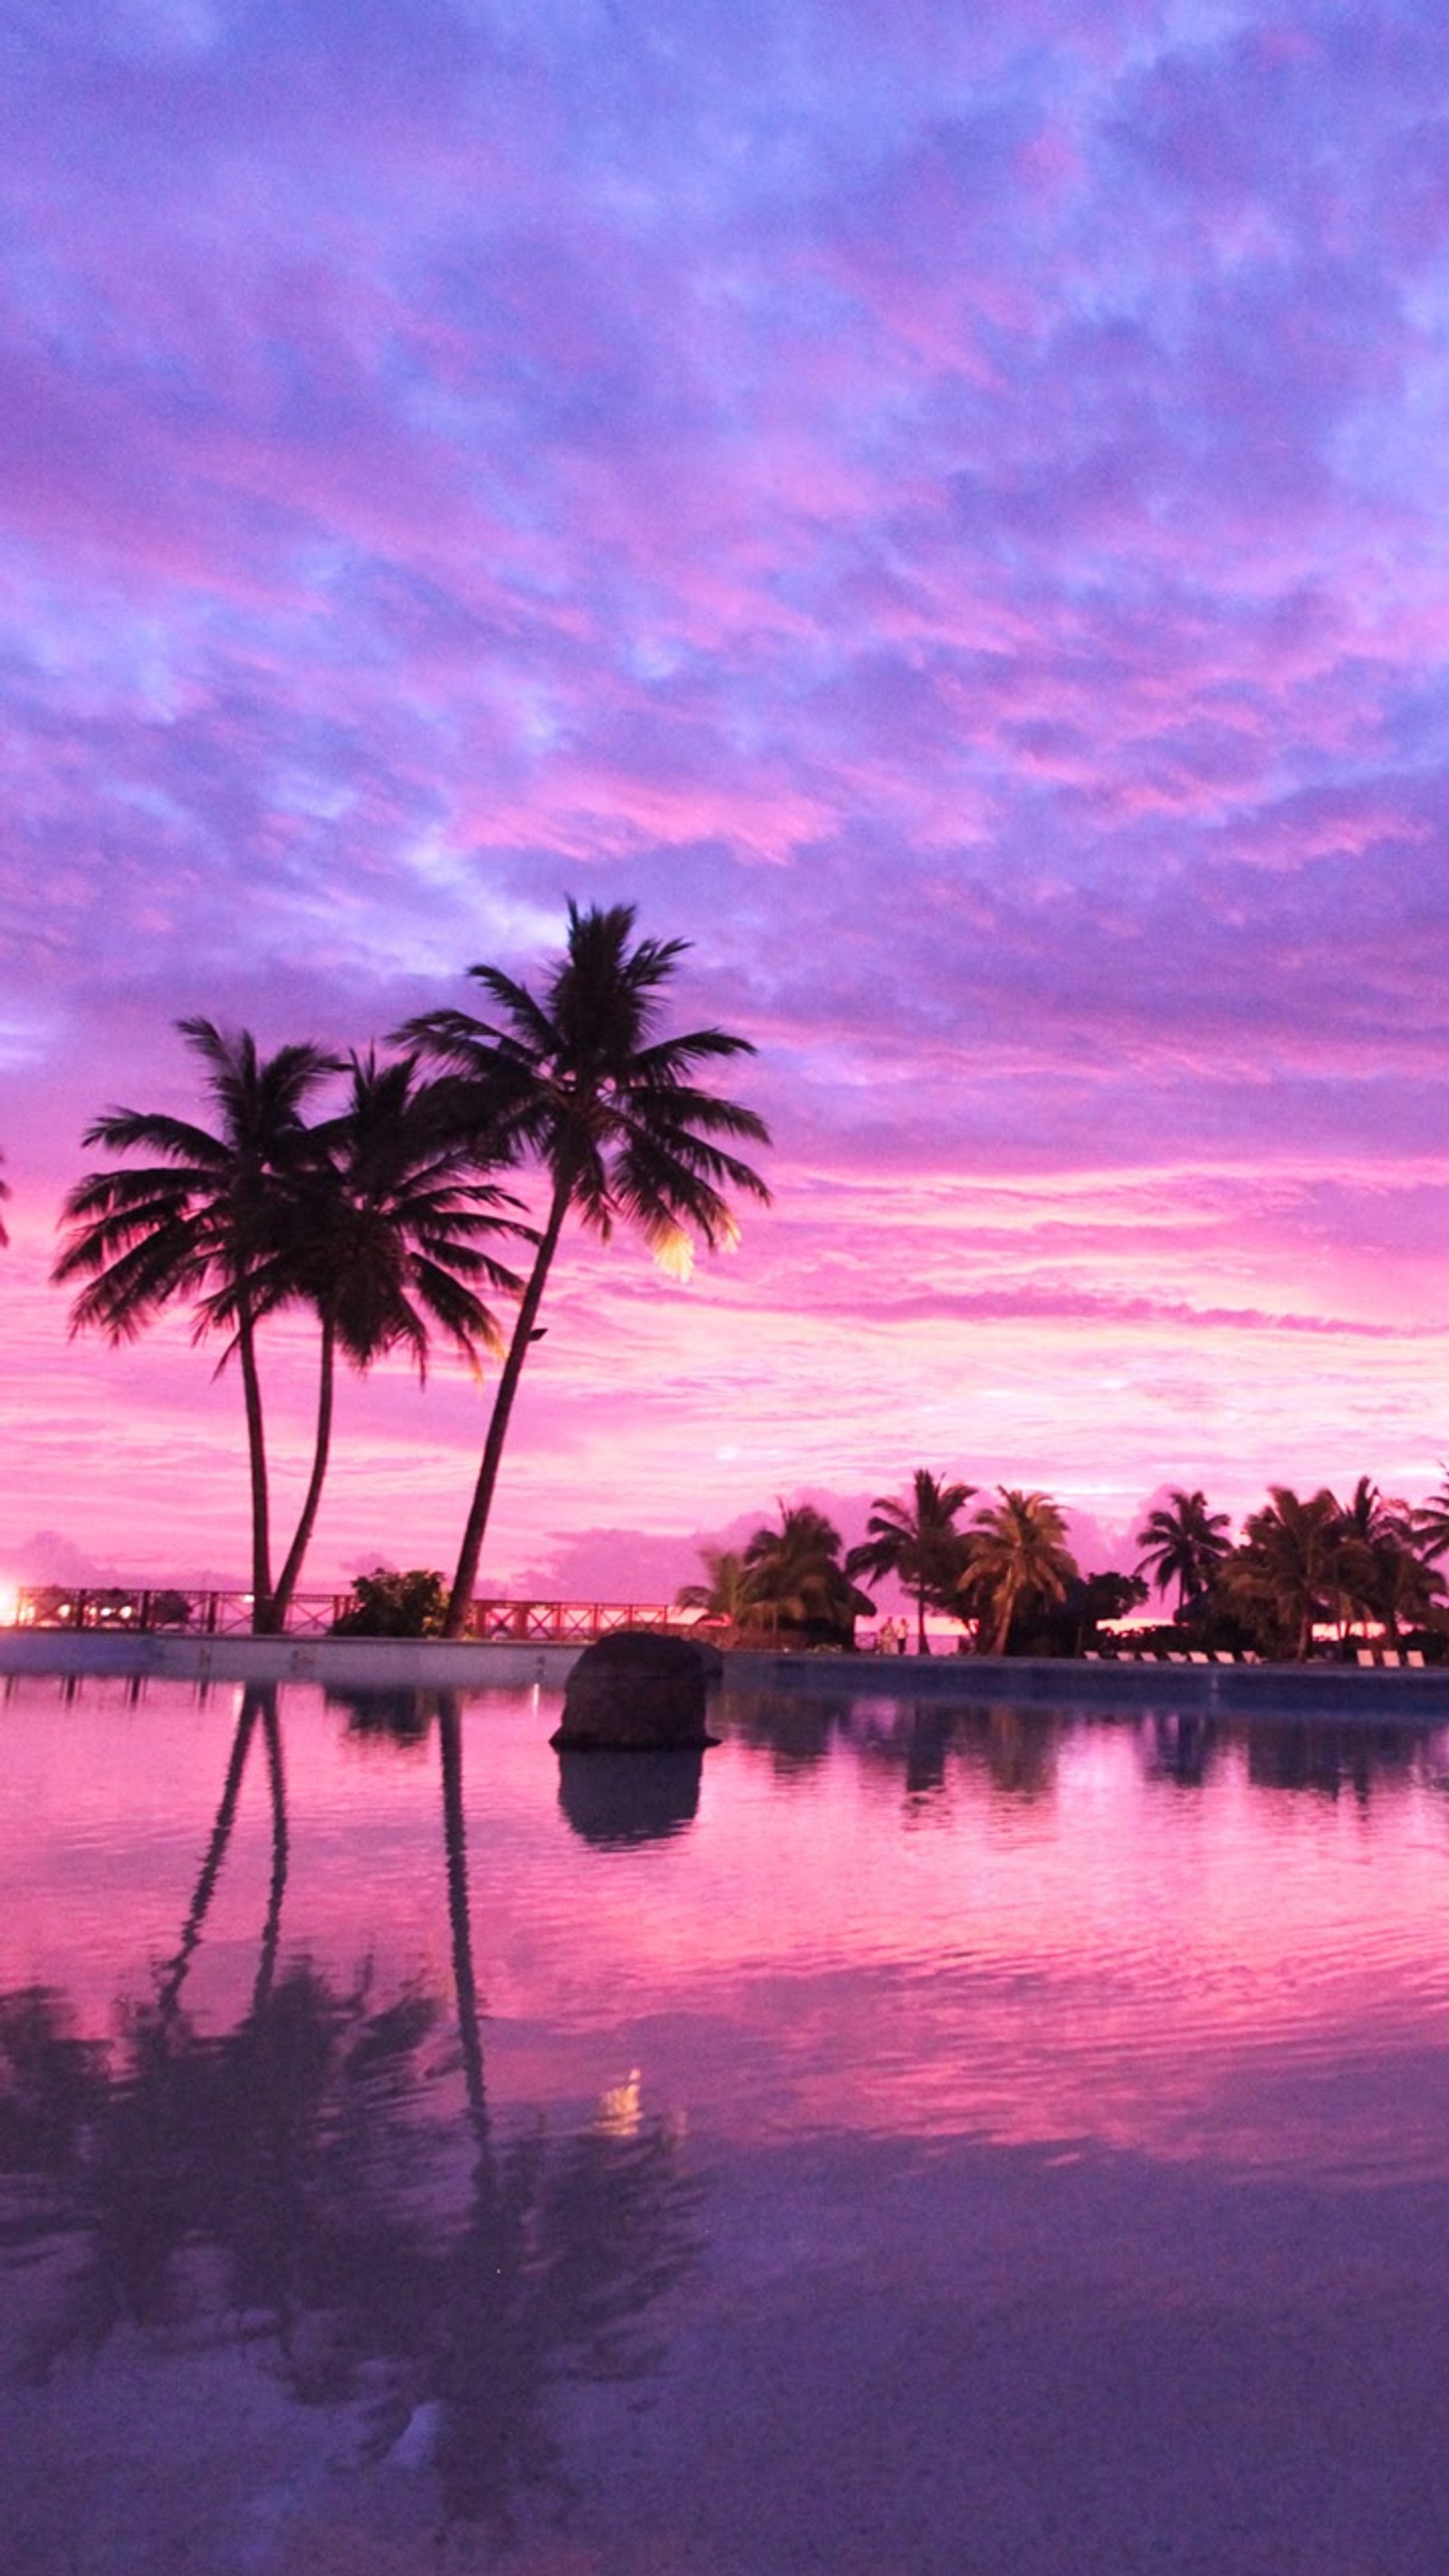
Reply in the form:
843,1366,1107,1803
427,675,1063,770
0,1684,700,2543
556,1747,705,1845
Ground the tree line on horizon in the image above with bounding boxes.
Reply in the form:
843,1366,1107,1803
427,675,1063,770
49,901,772,1637
677,1473,1449,1662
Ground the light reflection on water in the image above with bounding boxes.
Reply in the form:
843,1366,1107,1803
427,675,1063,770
5,1673,1449,2573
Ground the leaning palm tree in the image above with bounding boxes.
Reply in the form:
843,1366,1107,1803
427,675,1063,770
967,1488,1079,1656
404,901,772,1636
53,1020,338,1630
266,1052,526,1630
846,1469,976,1655
1134,1488,1232,1613
1411,1466,1449,1569
676,1545,760,1639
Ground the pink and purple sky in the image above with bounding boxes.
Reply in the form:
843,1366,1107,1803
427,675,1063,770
5,0,1449,1602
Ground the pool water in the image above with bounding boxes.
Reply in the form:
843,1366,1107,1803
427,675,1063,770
4,1674,1449,2573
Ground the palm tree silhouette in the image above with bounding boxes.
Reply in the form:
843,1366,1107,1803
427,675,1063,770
268,1051,526,1629
967,1488,1078,1655
741,1501,874,1646
676,1544,759,1639
847,1468,976,1655
1224,1485,1369,1659
53,1020,337,1630
404,901,772,1635
1135,1487,1232,1615
1412,1466,1449,1568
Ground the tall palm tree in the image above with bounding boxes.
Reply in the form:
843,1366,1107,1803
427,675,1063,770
53,1021,337,1629
267,1051,526,1630
1134,1488,1232,1613
846,1468,976,1654
403,901,772,1636
967,1488,1079,1656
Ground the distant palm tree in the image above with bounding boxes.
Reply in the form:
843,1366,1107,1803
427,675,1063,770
267,1051,527,1631
742,1502,875,1646
1223,1485,1370,1660
967,1488,1079,1656
1333,1476,1439,1643
0,1153,9,1245
53,1020,338,1630
676,1545,759,1638
1134,1488,1232,1614
846,1469,976,1654
1412,1467,1449,1567
404,901,772,1637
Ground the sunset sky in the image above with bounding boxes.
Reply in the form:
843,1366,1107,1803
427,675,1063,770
5,0,1449,1601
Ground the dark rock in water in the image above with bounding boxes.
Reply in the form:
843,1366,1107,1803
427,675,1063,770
551,1629,718,1750
557,1747,704,1843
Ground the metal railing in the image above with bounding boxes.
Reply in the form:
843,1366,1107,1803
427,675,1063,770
11,1584,704,1641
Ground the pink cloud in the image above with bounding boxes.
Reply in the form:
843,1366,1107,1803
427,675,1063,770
5,3,1449,1591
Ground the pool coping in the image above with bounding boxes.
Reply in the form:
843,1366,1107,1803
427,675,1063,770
4,1627,1449,1715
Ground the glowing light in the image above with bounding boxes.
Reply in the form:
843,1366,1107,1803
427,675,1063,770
595,2068,642,2139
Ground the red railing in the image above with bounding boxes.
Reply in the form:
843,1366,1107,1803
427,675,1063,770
11,1585,703,1641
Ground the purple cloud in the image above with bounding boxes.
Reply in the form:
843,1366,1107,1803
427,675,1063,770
5,0,1449,1591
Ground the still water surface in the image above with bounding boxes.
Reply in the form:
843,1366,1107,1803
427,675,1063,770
5,1675,1449,2573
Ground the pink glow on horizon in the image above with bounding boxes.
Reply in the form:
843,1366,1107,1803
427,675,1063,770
5,3,1449,1596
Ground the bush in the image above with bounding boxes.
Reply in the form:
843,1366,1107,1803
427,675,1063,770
331,1568,448,1638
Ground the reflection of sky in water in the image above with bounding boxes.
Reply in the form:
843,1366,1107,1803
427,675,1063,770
6,1675,1449,2572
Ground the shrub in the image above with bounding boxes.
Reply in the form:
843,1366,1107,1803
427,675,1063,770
331,1568,448,1637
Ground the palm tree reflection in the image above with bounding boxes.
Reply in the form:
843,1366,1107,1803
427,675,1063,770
0,1685,698,2541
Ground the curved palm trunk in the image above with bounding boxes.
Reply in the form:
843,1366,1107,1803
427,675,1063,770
988,1575,1020,1657
236,1296,274,1634
270,1315,336,1634
444,1174,571,1639
915,1578,929,1657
